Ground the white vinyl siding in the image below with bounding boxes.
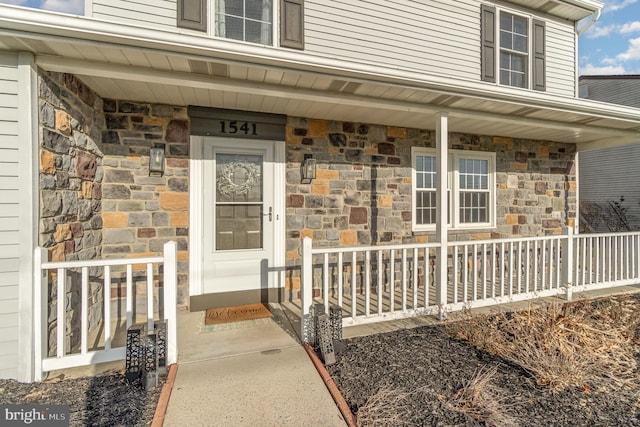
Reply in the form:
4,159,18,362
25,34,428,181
304,0,480,82
545,18,575,97
0,50,20,379
89,0,177,30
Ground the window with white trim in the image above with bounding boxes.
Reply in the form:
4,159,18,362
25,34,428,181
215,0,273,45
481,5,546,91
499,12,528,88
412,148,495,230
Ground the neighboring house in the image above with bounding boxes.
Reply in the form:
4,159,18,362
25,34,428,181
2,0,640,381
578,75,640,232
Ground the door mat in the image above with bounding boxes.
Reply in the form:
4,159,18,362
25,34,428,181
204,303,272,325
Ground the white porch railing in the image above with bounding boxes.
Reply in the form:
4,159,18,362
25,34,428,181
34,241,178,381
300,229,640,341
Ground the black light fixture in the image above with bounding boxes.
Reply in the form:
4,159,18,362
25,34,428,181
301,154,316,183
149,144,165,177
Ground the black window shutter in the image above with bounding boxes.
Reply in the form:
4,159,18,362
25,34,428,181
177,0,207,32
481,5,496,83
532,19,546,91
280,0,304,49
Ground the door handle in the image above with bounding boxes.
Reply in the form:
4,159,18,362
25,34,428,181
264,206,273,222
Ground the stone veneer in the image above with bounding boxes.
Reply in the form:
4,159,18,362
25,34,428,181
284,117,577,293
99,99,190,305
38,72,191,355
39,72,105,353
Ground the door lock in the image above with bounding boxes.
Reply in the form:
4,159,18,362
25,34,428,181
264,206,273,222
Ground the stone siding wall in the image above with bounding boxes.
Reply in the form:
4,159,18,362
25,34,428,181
39,72,105,353
100,100,190,305
284,117,576,292
38,72,191,357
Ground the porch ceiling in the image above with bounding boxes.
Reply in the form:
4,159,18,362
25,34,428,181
0,4,636,152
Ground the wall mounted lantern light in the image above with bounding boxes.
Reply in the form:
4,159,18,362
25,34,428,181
301,154,316,183
149,144,166,177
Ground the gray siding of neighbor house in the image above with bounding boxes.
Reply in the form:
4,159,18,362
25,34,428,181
0,51,20,379
87,0,577,97
579,77,640,231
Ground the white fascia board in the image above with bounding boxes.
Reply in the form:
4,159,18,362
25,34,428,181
0,5,636,124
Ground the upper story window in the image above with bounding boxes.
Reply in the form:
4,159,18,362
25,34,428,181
215,0,273,45
481,5,546,91
412,148,495,231
499,12,528,88
177,0,304,50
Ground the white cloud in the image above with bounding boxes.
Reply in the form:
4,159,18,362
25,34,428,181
580,63,627,74
586,24,616,38
605,0,639,13
40,0,83,14
616,37,640,61
619,21,640,33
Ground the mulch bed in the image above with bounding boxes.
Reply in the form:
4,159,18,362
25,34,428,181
328,296,640,426
0,372,161,426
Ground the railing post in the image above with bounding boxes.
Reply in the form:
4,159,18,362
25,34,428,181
301,237,313,342
435,113,449,319
33,247,47,382
562,227,574,300
163,241,178,365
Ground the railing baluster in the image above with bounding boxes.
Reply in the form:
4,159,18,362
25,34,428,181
126,264,133,328
377,250,383,315
582,237,588,286
412,248,418,309
351,252,356,318
147,262,154,331
338,252,343,308
453,246,459,304
525,241,530,293
533,241,538,292
365,250,371,316
500,242,505,297
517,241,522,294
471,244,478,301
390,249,395,313
482,244,487,299
540,240,547,291
81,267,89,355
424,248,430,307
556,238,561,289
104,266,111,351
323,253,329,311
491,243,496,298
508,242,514,297
57,268,65,358
463,245,469,302
401,249,407,311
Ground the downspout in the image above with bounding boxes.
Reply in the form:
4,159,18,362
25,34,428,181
574,8,600,232
574,8,601,97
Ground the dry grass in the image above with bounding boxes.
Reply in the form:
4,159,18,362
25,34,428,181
356,386,411,427
446,364,519,427
449,296,640,392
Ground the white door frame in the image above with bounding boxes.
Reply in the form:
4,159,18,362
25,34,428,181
189,135,286,297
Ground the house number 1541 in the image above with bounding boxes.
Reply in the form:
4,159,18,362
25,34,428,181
219,120,258,135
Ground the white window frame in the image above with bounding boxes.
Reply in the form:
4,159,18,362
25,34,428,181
412,148,496,231
499,10,529,89
212,0,277,46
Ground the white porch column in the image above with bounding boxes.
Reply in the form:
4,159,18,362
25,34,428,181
435,113,449,319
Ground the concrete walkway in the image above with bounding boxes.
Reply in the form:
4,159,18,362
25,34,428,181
162,306,346,426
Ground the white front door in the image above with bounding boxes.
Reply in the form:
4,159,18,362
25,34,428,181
202,138,275,294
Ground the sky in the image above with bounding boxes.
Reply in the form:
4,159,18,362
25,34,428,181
0,0,639,76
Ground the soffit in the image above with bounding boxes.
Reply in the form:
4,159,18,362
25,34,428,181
1,28,637,151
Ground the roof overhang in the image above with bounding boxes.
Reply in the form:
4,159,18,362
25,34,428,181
0,4,634,152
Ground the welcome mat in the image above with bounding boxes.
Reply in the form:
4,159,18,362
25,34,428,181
204,303,272,325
